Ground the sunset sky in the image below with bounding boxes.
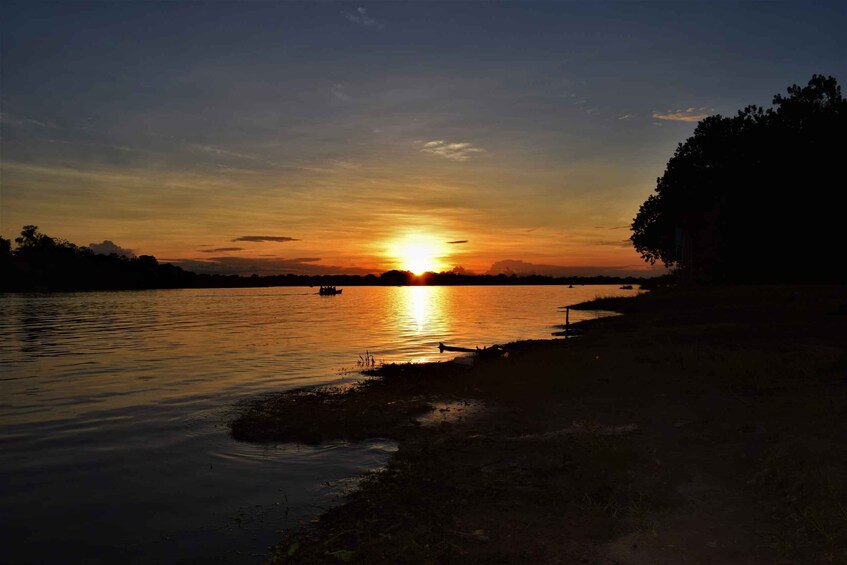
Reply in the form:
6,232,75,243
1,1,844,276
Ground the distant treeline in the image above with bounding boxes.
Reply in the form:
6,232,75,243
0,226,656,292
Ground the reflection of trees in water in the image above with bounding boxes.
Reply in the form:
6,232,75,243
14,296,123,357
17,299,57,355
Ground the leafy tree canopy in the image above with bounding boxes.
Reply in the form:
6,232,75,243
631,75,846,283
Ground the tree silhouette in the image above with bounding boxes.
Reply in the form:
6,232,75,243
0,225,197,291
631,75,846,283
0,236,13,281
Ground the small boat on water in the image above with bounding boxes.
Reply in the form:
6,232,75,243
619,284,633,290
318,286,343,295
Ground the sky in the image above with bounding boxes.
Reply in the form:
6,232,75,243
1,1,844,276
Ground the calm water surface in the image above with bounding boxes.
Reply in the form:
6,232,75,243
0,285,633,563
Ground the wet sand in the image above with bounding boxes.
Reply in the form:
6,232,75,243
231,286,847,564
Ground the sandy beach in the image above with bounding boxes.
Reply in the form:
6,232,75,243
231,285,847,564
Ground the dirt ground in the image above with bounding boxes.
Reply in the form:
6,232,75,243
230,285,847,564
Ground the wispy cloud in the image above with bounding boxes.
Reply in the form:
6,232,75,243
328,159,359,170
331,83,351,101
199,247,243,253
0,111,54,128
447,240,468,244
193,145,257,160
618,114,635,120
232,235,300,242
590,239,633,248
344,6,383,29
652,107,712,122
420,140,485,162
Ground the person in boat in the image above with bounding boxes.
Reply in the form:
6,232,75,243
320,285,341,294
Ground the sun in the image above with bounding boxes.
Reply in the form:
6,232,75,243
400,243,438,274
389,235,447,275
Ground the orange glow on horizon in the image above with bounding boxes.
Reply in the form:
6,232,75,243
387,234,449,275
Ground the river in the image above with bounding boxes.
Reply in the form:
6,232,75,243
0,284,634,563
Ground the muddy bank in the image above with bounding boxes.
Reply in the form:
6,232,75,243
230,286,847,564
230,362,462,444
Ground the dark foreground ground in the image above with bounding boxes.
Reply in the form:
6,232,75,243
231,286,847,564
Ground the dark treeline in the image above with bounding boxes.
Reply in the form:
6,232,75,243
0,226,194,292
1,226,653,292
631,75,846,283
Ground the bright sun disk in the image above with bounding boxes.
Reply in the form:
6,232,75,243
389,236,447,275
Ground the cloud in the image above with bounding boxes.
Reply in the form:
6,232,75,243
331,84,351,101
87,240,136,258
344,6,383,29
618,114,635,120
188,144,286,169
487,259,665,278
199,247,244,253
420,140,486,162
591,239,633,248
448,265,470,275
192,144,259,161
328,159,359,170
0,111,53,128
447,240,468,244
652,107,712,122
232,235,300,242
166,256,372,276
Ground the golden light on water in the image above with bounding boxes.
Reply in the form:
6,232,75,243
410,286,429,331
387,234,449,274
403,286,448,337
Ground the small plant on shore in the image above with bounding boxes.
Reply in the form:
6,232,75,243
356,350,379,368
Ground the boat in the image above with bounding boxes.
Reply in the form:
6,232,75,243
318,286,343,295
619,284,633,290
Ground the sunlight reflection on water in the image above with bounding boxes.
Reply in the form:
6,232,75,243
0,285,636,563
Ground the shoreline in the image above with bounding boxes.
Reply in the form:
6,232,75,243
230,286,847,563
